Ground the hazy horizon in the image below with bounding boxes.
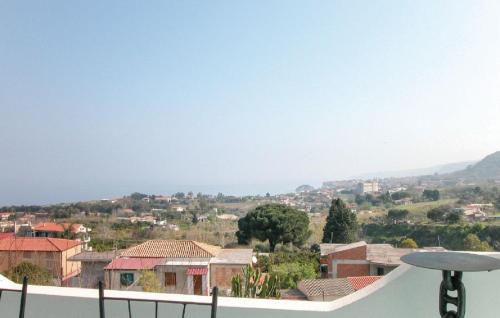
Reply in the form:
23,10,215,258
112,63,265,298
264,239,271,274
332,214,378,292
0,157,481,206
1,1,500,206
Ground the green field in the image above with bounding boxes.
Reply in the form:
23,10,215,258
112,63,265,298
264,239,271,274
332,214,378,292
403,199,457,215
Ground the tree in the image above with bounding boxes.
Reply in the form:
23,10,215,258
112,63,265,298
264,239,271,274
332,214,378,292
445,212,462,224
495,195,500,211
236,203,311,252
391,191,411,201
400,238,418,248
463,234,491,251
130,192,148,201
174,192,185,199
387,209,409,223
423,189,440,201
322,198,358,244
427,206,448,222
190,210,199,224
379,192,392,204
271,262,316,289
7,262,53,285
310,243,321,254
138,270,163,292
355,194,365,205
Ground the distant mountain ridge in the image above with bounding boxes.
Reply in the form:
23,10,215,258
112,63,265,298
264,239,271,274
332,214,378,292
352,161,476,179
447,151,500,180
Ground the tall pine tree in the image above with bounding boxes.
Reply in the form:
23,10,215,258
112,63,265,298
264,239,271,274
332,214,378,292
322,198,358,243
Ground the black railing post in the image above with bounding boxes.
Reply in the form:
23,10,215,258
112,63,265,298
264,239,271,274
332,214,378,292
19,276,28,318
210,287,218,318
95,283,217,318
98,281,105,318
181,304,187,318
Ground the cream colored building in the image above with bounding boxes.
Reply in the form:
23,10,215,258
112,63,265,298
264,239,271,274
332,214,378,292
104,240,253,295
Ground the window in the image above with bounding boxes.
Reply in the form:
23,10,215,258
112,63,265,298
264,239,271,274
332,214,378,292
165,272,176,286
320,264,328,273
377,267,385,275
120,273,134,287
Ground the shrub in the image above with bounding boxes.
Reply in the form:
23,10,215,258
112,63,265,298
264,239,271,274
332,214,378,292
6,262,53,285
270,262,317,289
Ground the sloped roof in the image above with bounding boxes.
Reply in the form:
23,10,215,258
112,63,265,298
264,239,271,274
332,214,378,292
120,240,221,258
319,243,346,256
298,278,355,298
0,237,81,252
321,241,446,266
367,245,445,266
298,276,381,298
335,241,368,253
69,250,123,262
33,223,82,233
347,276,381,291
104,257,163,270
0,233,15,240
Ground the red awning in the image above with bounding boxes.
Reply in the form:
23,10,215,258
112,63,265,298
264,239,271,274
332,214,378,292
186,267,208,275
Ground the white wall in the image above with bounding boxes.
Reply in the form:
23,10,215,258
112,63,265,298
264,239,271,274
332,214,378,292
1,254,500,318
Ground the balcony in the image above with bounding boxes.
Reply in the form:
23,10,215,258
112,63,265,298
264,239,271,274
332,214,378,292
0,253,499,318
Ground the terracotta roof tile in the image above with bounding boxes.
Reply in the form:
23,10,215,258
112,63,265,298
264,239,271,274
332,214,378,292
0,233,15,240
121,240,221,258
298,276,381,298
298,278,354,298
347,276,381,291
33,223,82,233
0,237,81,252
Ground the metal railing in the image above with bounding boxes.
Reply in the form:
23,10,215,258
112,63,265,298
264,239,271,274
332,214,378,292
98,281,218,318
0,276,28,318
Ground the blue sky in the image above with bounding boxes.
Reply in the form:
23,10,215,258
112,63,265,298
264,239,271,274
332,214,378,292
1,1,500,205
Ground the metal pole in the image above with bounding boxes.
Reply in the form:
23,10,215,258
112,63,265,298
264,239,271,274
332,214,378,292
210,287,218,318
181,304,187,318
99,281,105,318
19,276,28,318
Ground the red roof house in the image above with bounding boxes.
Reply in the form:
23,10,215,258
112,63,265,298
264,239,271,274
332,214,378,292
0,237,82,283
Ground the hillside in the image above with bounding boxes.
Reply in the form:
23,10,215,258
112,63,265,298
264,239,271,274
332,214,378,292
448,151,500,180
353,161,475,179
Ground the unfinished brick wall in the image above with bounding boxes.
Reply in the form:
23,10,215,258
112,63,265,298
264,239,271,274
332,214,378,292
337,264,370,278
323,245,369,278
331,245,367,260
210,265,245,289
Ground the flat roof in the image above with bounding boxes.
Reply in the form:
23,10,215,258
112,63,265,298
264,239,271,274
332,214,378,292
210,249,253,264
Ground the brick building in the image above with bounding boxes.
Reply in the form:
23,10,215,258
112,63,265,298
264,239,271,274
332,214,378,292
104,240,253,295
0,237,82,285
320,241,444,278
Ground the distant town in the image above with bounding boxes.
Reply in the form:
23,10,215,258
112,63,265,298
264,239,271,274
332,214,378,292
1,151,500,300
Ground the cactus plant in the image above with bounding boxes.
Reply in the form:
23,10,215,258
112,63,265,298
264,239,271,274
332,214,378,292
231,265,281,299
